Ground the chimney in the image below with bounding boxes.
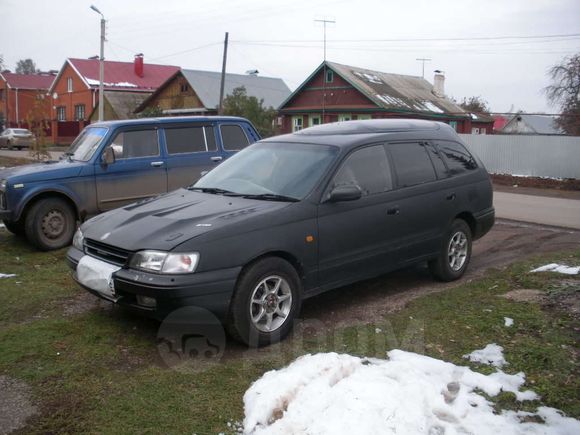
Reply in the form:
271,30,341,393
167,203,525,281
134,53,144,78
433,70,445,97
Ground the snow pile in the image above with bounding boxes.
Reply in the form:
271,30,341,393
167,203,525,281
463,343,508,368
0,273,16,279
505,317,514,327
243,349,579,435
531,263,580,275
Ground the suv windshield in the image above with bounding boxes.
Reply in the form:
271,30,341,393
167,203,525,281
65,127,108,161
193,142,338,200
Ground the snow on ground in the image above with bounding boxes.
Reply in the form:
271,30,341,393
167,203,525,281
531,263,580,275
505,317,514,327
243,349,579,435
0,222,5,229
463,343,508,368
0,273,16,279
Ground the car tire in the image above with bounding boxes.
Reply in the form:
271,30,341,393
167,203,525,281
24,197,76,251
429,219,472,282
2,219,25,236
227,257,302,347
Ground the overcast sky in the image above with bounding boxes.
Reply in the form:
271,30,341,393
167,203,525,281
2,0,579,113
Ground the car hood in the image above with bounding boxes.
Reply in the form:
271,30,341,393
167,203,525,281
81,188,292,252
0,159,85,183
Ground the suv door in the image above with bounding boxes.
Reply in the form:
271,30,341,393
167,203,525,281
317,144,399,287
163,124,222,190
385,141,450,263
95,127,168,211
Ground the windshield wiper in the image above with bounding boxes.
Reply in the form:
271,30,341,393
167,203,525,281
188,187,242,196
242,193,299,202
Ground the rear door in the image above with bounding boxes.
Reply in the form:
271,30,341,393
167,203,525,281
317,144,399,287
95,127,168,211
163,124,222,190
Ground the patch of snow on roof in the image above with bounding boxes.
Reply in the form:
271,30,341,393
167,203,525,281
376,94,410,108
242,349,577,435
463,343,507,368
85,78,138,88
353,71,383,84
420,101,445,113
531,263,579,275
471,113,479,120
111,81,138,88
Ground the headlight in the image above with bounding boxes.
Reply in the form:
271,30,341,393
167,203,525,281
72,228,84,251
0,179,6,191
130,251,199,274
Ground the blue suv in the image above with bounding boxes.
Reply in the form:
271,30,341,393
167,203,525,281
0,116,260,250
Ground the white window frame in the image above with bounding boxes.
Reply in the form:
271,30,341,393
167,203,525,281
292,116,303,132
480,128,487,135
74,104,85,121
67,77,73,93
338,114,352,122
357,114,372,120
57,106,66,121
309,114,321,127
471,127,480,134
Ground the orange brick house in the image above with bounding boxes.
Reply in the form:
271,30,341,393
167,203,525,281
0,71,56,133
49,56,179,144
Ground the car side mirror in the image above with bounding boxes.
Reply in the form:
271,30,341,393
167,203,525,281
102,146,116,166
327,184,362,202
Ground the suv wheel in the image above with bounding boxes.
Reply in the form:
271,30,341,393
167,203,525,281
24,198,76,251
227,257,302,346
429,219,472,282
2,219,25,236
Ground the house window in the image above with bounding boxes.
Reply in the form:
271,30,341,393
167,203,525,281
309,115,321,127
448,121,457,131
471,127,480,134
67,77,73,93
357,114,372,120
180,83,189,93
480,128,486,135
325,69,334,83
57,106,66,121
338,114,352,122
74,104,85,121
292,116,303,132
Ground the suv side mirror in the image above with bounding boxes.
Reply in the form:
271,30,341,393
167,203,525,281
328,184,362,202
102,146,116,166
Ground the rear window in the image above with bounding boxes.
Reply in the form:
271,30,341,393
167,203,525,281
437,141,478,175
220,124,250,151
165,126,216,154
388,142,436,188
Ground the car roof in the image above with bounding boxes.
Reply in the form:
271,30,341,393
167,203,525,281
89,115,252,128
262,119,461,149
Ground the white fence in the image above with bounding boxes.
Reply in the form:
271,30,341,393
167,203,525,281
459,134,580,179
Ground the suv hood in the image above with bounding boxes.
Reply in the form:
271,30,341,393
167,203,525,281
81,188,291,251
0,160,85,183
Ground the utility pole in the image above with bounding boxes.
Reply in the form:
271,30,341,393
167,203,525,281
315,18,335,124
218,32,229,115
90,5,106,122
416,57,431,79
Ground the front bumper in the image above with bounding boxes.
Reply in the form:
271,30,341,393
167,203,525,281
66,247,241,321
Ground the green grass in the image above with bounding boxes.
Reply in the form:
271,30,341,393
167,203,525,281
0,228,578,433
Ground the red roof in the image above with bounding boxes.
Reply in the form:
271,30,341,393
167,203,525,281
67,58,179,91
493,115,509,131
0,72,56,90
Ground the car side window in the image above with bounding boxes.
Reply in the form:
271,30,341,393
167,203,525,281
220,125,250,151
437,141,478,175
110,130,159,159
388,142,437,188
165,127,208,154
425,142,449,179
331,145,393,196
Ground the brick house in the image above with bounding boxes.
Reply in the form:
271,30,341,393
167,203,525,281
0,71,56,133
278,61,493,134
49,56,179,144
135,69,291,116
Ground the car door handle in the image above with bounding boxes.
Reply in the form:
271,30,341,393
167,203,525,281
387,207,400,215
150,161,164,167
211,156,223,162
446,193,456,201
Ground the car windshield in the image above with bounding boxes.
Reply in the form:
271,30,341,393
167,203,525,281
193,142,338,200
65,127,108,161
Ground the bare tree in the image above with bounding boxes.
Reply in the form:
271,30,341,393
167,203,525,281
15,58,38,74
544,53,580,135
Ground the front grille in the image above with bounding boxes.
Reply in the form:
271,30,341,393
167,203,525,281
84,238,131,266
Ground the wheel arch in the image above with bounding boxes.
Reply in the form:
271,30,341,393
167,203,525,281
454,211,476,236
18,190,81,223
240,250,306,282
